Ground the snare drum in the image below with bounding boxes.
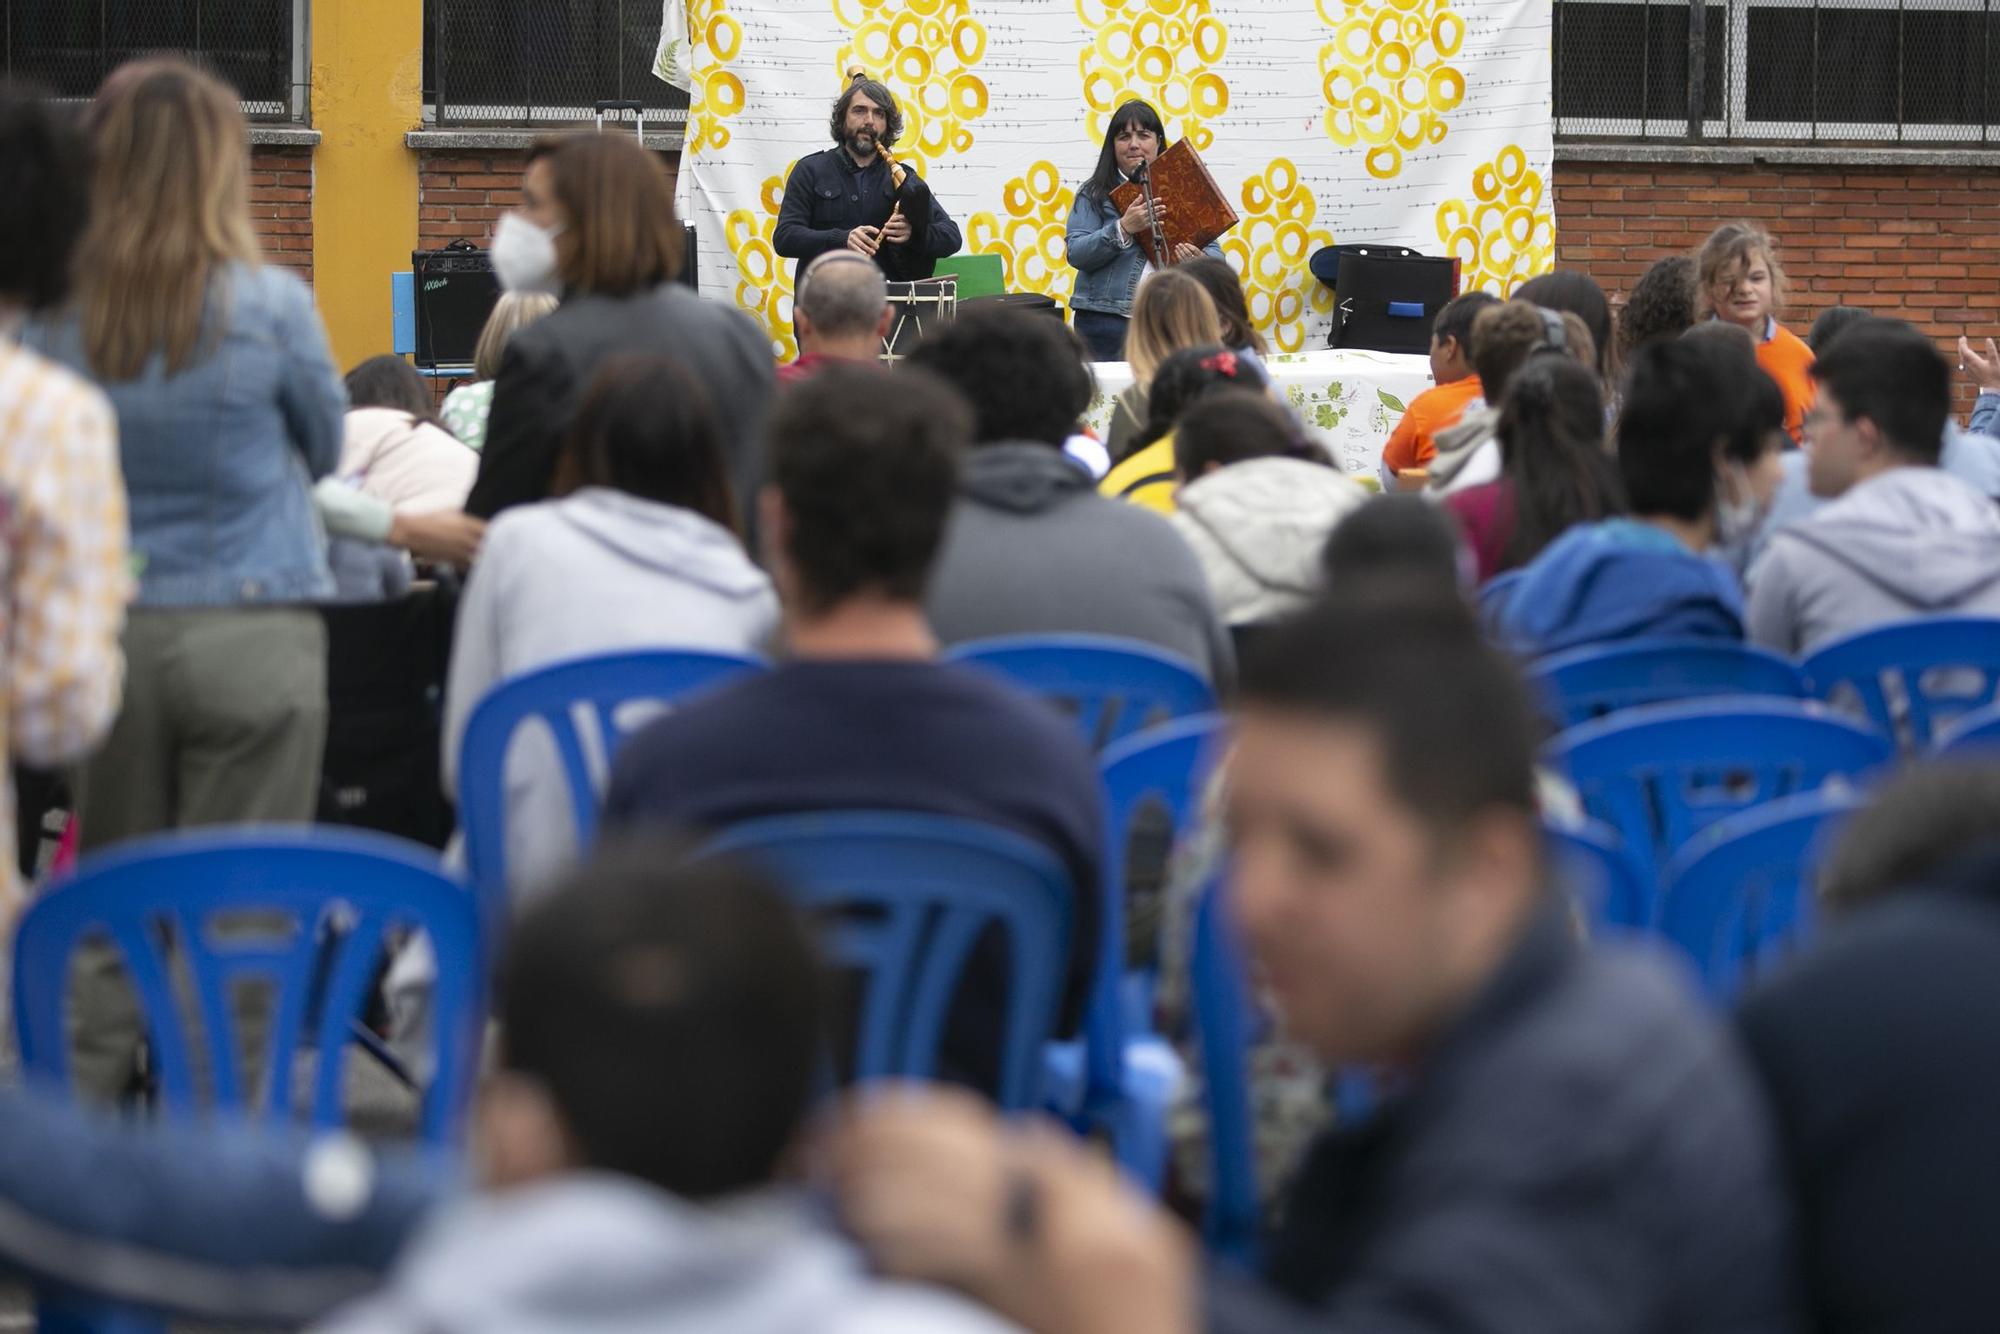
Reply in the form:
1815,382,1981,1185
882,277,958,361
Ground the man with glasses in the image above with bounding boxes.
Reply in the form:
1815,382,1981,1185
1747,319,2000,655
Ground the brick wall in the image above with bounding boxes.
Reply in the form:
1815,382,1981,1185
249,145,315,283
1552,159,2000,407
416,148,682,249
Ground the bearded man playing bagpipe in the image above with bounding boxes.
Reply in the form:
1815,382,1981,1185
774,72,964,285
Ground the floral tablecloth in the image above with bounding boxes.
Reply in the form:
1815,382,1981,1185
1084,348,1437,480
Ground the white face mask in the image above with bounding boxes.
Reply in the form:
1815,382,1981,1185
491,213,563,295
1715,463,1763,548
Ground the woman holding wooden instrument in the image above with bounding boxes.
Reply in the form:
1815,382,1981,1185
1064,100,1221,362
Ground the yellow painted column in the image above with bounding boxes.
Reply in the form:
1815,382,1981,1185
310,0,421,370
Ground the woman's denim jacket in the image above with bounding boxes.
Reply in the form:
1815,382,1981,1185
1063,187,1224,319
29,263,344,607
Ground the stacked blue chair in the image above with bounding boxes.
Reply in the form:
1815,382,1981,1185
1658,790,1863,1002
946,634,1215,752
13,828,487,1332
1189,870,1262,1267
1936,701,2000,756
456,649,763,902
1044,714,1228,1189
1544,817,1656,932
1532,638,1809,729
1546,697,1890,877
703,812,1072,1111
1802,615,2000,750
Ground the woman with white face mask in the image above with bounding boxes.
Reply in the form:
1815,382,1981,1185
1712,360,1789,576
464,134,775,523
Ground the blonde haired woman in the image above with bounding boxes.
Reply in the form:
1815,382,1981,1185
27,59,345,1094
1102,268,1222,464
439,291,557,451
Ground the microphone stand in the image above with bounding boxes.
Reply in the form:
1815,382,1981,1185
1134,159,1172,268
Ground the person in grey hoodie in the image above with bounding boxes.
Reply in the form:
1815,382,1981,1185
318,844,1019,1334
903,307,1234,684
442,356,778,898
1748,321,2000,656
1167,388,1368,635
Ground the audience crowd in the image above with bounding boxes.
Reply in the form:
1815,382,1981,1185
4,55,2000,1334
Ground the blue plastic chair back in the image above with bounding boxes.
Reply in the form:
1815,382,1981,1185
1189,870,1261,1266
1547,697,1890,876
1544,818,1656,931
704,812,1073,1111
1658,790,1862,1003
1936,701,2000,756
947,634,1216,752
1478,569,1525,622
1083,715,1229,1103
12,827,486,1144
457,650,763,897
1803,615,2000,750
1532,637,1809,729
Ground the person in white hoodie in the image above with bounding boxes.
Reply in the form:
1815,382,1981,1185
1167,387,1367,638
317,843,1020,1334
1748,320,2000,656
442,354,779,898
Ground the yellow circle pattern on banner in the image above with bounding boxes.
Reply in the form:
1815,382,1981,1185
967,160,1078,308
685,0,747,156
1221,159,1336,354
1076,0,1231,153
832,0,991,180
1433,144,1555,296
1315,0,1465,179
727,169,801,361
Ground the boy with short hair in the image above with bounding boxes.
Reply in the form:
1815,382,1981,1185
1378,290,1500,486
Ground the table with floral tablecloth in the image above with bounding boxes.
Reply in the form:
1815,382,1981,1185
1084,348,1437,481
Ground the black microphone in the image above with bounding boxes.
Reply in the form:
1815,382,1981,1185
1130,160,1148,183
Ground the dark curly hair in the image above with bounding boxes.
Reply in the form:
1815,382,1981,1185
903,306,1094,448
830,79,903,151
1617,255,1698,361
767,363,969,613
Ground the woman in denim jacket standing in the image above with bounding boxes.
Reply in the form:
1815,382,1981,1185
28,58,345,1099
30,63,341,852
1063,101,1221,363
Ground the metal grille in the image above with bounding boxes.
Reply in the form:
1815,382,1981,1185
4,0,304,121
1555,0,1998,143
427,0,692,127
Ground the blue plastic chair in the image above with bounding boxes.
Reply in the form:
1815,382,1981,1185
946,634,1216,752
14,827,486,1139
1803,615,2000,750
1188,870,1261,1267
1532,638,1809,729
13,827,488,1333
1546,697,1890,877
703,812,1073,1111
1936,701,2000,755
1544,817,1656,931
1043,715,1228,1189
1658,790,1863,1003
457,649,764,900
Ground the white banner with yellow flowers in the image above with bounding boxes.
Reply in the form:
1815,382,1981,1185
674,0,1552,362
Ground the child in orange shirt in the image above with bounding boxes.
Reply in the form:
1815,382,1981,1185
1379,290,1501,487
1698,222,1815,444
